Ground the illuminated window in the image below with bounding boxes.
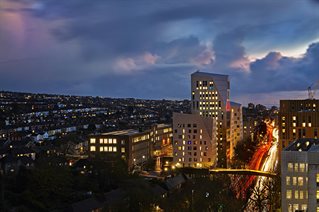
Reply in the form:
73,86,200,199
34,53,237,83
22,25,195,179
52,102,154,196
300,163,305,172
104,146,108,152
288,163,293,172
293,116,296,121
286,176,290,185
99,138,103,144
298,177,304,186
317,174,319,183
317,190,319,199
104,139,108,144
90,138,96,144
108,146,112,152
301,204,307,211
293,204,298,212
292,123,296,127
293,177,297,186
302,122,306,127
108,138,112,144
100,147,104,152
113,147,117,152
90,146,96,152
294,163,298,172
295,190,299,199
300,191,304,199
286,190,292,199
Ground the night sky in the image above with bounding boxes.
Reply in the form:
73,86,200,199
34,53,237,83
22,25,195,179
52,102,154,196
1,0,319,105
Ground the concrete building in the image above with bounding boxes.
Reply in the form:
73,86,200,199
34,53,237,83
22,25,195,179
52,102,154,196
229,102,243,160
172,112,217,168
243,117,257,141
150,124,173,157
88,129,151,170
281,138,319,212
279,100,319,151
190,71,231,167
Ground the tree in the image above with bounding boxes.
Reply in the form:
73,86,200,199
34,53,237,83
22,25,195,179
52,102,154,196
246,176,280,212
234,137,257,165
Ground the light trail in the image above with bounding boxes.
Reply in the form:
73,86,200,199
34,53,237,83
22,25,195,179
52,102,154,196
245,123,279,211
235,125,273,198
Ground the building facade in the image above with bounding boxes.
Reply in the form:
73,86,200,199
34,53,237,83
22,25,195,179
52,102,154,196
150,124,173,157
88,129,151,170
190,71,233,167
243,117,257,141
279,100,319,151
281,138,319,212
229,102,243,160
172,113,216,168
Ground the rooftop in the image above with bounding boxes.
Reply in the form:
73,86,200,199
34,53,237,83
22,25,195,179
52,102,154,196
284,138,319,152
155,123,171,128
230,101,242,107
100,129,141,136
191,70,228,78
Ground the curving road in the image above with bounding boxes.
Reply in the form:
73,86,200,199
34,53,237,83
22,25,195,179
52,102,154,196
245,123,279,211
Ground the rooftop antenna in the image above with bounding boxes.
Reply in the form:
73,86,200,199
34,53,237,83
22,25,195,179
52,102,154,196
308,80,319,100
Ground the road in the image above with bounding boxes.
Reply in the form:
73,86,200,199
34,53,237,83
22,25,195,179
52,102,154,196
233,121,275,199
245,123,279,211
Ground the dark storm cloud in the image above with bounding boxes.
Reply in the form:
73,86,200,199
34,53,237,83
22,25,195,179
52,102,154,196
247,42,319,94
25,0,318,59
1,0,319,102
93,66,194,99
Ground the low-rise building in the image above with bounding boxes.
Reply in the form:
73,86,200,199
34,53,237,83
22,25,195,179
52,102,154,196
88,129,151,170
150,124,173,157
281,138,319,212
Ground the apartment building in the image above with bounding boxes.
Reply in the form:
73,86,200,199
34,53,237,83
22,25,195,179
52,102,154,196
281,138,319,212
190,71,230,167
88,129,151,170
279,100,319,151
229,102,243,160
150,124,173,157
172,112,217,168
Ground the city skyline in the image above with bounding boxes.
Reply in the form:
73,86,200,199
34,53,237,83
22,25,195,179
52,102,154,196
1,0,319,105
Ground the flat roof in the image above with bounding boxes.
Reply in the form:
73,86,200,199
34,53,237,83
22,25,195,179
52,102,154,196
100,129,141,136
191,71,228,78
156,123,171,128
284,138,319,152
230,101,242,107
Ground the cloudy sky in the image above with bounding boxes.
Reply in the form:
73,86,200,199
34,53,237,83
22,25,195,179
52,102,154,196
1,0,319,105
